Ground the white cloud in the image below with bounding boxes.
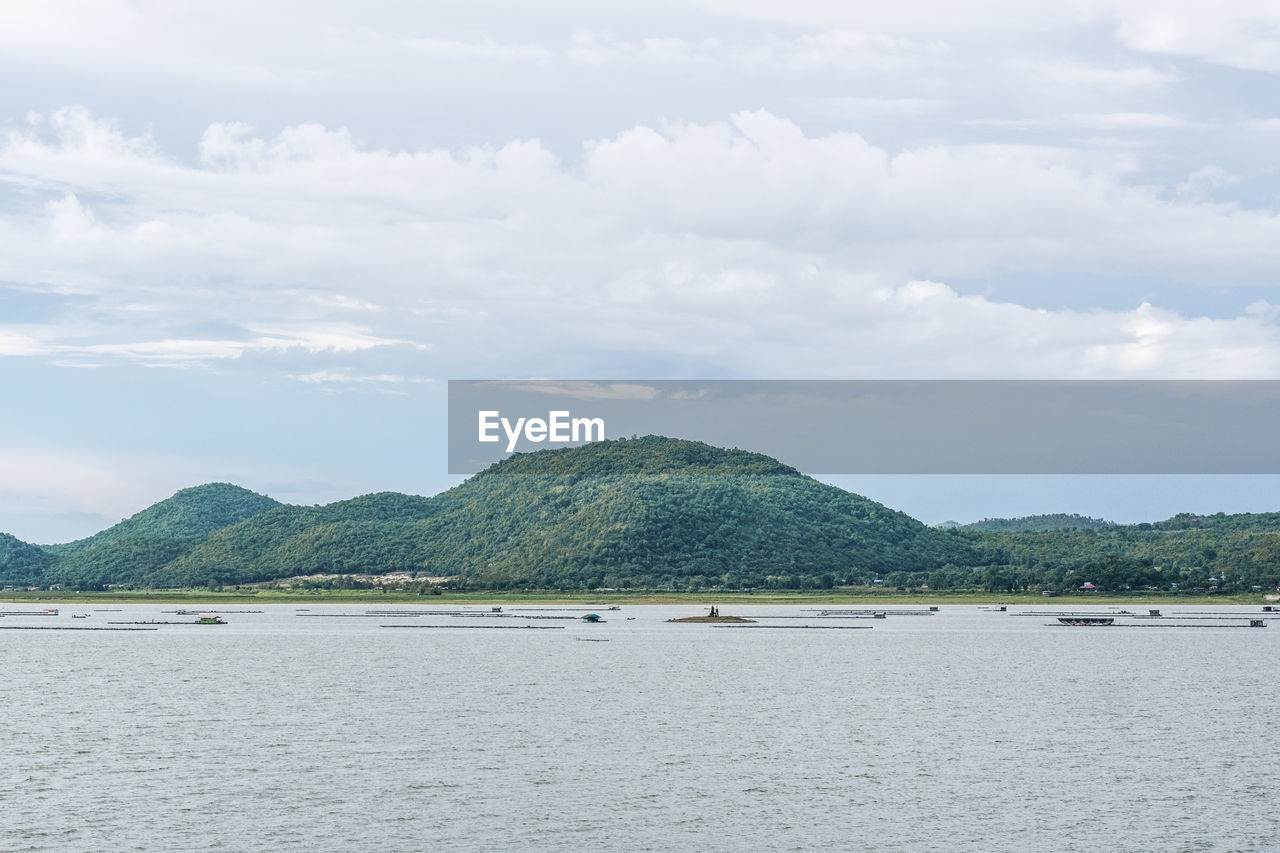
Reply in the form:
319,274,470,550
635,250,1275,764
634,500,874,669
1176,165,1240,200
974,112,1201,131
405,37,553,64
1,107,1279,383
1114,0,1280,72
493,381,663,401
563,28,950,74
1008,59,1180,89
294,370,427,385
0,331,46,356
791,96,943,120
0,1,319,87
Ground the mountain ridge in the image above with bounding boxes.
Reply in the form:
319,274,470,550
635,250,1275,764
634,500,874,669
2,438,1279,593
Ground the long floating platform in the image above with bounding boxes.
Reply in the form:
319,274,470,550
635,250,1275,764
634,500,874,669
0,625,158,631
1130,615,1271,621
380,624,565,630
507,607,621,612
807,609,935,616
1014,612,1137,617
298,612,580,619
711,624,874,629
738,614,876,619
1050,623,1266,629
107,621,226,625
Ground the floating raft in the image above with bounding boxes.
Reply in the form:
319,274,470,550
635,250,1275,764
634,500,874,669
1050,622,1266,629
0,625,157,631
380,624,564,630
1130,615,1272,621
711,624,874,630
509,607,621,611
107,620,226,625
1131,612,1272,618
808,609,935,616
301,612,581,620
300,610,495,617
1127,622,1267,628
738,614,876,619
1014,611,1134,617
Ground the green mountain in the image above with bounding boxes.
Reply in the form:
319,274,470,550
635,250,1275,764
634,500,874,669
46,482,280,556
414,437,971,589
151,492,438,587
41,483,281,588
4,438,1280,594
157,437,971,590
0,532,53,585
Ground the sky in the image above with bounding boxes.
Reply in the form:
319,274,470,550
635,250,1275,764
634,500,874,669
3,0,1280,542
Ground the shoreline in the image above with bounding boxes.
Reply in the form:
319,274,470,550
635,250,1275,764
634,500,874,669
2,590,1273,606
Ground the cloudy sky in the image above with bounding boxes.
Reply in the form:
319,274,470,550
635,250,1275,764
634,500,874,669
3,1,1280,541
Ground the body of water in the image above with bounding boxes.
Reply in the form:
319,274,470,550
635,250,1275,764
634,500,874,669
2,603,1276,851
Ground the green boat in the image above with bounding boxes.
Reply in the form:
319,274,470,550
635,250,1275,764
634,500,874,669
196,616,226,625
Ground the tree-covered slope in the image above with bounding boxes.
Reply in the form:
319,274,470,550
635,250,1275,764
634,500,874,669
38,483,281,587
159,437,973,589
964,513,1116,533
967,519,1280,592
9,438,1280,592
46,483,281,556
0,532,53,585
370,437,972,588
150,492,438,587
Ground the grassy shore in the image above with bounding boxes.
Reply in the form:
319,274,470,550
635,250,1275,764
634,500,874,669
2,588,1273,606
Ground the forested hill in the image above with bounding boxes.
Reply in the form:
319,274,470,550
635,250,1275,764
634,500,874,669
157,437,969,589
415,437,969,589
0,438,970,590
1,483,281,589
45,483,281,556
0,532,52,580
964,514,1116,533
483,436,801,478
3,439,1280,593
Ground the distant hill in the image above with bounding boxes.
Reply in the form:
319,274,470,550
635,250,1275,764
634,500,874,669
3,440,1280,594
0,532,53,585
963,513,1116,533
416,437,970,589
160,437,971,589
1147,512,1280,532
41,483,281,588
152,492,438,587
46,483,280,555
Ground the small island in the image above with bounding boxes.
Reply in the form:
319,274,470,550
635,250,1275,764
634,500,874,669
667,606,754,623
666,615,755,623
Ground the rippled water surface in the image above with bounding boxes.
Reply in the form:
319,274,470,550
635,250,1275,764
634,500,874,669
3,603,1277,852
